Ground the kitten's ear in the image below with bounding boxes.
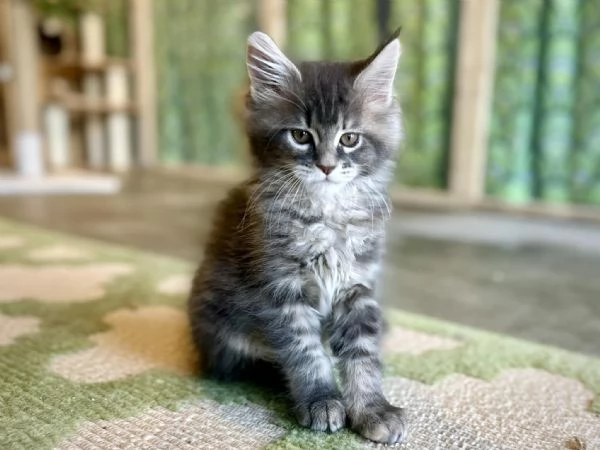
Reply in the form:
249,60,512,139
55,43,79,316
247,32,300,99
354,34,402,105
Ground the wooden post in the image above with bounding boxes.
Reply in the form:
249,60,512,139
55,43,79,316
80,12,106,65
82,74,105,169
44,102,70,170
130,0,157,166
0,0,15,167
79,11,106,170
106,64,132,172
258,0,287,46
448,0,499,203
10,0,44,177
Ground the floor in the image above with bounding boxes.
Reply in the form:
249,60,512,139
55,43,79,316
1,171,599,356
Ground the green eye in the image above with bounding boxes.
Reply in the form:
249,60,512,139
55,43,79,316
340,132,360,148
290,129,311,145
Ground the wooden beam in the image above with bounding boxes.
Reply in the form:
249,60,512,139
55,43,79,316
479,199,600,224
0,170,121,196
258,0,287,46
448,0,500,203
130,0,157,166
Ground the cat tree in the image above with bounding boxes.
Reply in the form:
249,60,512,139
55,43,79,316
0,0,152,195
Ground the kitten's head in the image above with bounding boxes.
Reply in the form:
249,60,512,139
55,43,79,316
244,30,402,193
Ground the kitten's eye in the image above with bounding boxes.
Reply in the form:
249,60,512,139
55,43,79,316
290,129,311,145
340,132,360,148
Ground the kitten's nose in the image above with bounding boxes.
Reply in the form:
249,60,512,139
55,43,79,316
316,164,336,175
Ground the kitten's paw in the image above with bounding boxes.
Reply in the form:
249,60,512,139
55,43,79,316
297,398,346,433
350,401,407,445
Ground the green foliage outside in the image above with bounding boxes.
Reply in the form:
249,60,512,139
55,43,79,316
487,0,600,206
153,0,459,189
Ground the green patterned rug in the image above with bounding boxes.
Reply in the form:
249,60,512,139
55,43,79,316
0,217,599,449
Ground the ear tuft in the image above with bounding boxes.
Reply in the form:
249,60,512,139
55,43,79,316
246,32,300,99
354,38,401,105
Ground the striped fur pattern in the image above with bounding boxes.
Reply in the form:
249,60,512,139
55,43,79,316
188,31,406,444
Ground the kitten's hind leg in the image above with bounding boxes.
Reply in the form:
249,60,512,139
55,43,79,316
196,328,286,391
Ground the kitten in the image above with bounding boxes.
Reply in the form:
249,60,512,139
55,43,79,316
188,30,406,444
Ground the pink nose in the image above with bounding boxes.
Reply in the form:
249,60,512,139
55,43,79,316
316,164,336,175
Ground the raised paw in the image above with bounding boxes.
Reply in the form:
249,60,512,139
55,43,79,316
296,397,346,433
350,401,407,445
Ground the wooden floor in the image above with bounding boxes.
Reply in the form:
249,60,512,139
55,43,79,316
0,171,599,356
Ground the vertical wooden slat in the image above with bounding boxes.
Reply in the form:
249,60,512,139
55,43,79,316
11,0,39,135
10,0,44,176
0,0,15,167
448,0,499,203
130,0,157,166
258,0,287,46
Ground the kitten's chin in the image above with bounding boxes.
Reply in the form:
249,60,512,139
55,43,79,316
293,169,356,197
307,178,349,197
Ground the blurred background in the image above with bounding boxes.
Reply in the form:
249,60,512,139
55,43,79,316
0,0,599,355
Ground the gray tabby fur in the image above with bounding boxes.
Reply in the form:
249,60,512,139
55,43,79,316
188,30,406,444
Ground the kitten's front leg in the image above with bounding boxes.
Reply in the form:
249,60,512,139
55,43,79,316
330,284,407,445
262,301,345,433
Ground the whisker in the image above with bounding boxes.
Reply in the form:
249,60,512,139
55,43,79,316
239,169,294,230
266,173,297,234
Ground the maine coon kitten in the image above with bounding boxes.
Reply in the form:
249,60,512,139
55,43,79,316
188,30,406,444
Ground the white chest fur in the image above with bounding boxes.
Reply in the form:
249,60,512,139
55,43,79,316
298,212,375,317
